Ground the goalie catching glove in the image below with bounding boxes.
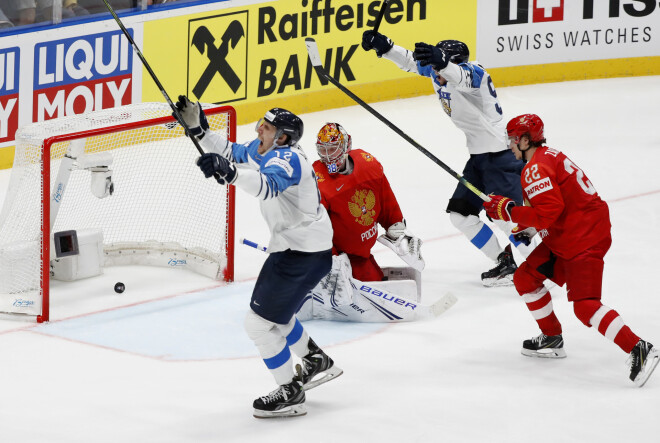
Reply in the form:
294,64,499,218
174,95,209,140
197,153,237,185
377,221,425,271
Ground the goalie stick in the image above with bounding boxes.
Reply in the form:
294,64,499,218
240,238,458,320
429,293,458,318
304,38,490,202
101,1,223,182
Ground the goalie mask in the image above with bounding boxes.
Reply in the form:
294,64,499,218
316,123,352,174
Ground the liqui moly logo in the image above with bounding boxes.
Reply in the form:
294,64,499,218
33,30,133,122
0,47,20,143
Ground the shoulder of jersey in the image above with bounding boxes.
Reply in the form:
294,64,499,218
351,149,380,165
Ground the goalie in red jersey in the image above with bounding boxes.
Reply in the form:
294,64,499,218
312,123,424,283
484,114,659,387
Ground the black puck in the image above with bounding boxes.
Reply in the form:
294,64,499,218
114,282,125,293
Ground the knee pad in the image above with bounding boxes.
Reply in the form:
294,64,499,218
244,309,278,345
513,261,545,296
449,212,481,232
573,299,603,327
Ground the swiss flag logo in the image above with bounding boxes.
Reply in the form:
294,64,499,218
533,0,564,22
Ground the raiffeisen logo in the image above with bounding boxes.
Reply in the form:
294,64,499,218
498,0,660,26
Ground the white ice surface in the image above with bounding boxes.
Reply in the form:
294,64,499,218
1,76,659,442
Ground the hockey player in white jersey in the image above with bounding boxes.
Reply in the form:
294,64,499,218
362,32,532,287
175,96,342,419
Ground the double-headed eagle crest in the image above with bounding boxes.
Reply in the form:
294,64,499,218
348,189,376,226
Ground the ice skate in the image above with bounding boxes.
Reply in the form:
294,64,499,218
481,245,517,287
628,339,660,387
253,379,306,418
295,338,343,391
521,333,566,358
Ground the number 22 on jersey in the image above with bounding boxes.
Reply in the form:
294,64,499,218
524,160,596,196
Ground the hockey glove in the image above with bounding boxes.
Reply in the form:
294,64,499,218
413,43,449,70
361,30,394,57
483,195,515,222
377,221,425,271
196,153,237,185
174,95,209,140
512,225,537,246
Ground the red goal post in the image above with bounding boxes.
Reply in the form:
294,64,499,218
0,103,236,322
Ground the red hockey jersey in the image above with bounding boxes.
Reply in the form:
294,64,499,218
313,149,404,258
510,146,611,260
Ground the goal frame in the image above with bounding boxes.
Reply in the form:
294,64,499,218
35,105,236,323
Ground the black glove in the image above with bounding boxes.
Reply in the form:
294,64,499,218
413,42,449,70
174,95,209,140
361,30,393,57
512,226,537,246
196,153,237,185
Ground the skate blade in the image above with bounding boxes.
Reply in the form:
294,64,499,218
253,404,307,419
481,276,515,288
430,292,458,318
296,364,343,391
521,348,567,359
634,348,660,387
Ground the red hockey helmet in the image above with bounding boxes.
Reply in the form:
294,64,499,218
506,114,545,145
316,123,352,173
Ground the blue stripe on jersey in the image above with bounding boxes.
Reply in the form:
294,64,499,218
471,224,494,249
263,345,291,369
462,64,485,88
417,62,435,78
231,138,261,164
258,148,303,199
286,319,304,346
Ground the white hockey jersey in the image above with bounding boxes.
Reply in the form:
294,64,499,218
384,45,507,155
201,132,333,253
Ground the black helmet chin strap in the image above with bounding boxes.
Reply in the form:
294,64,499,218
517,143,532,163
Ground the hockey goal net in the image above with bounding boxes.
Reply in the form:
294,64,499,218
0,102,236,322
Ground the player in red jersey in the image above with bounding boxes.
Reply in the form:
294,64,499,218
312,123,424,282
484,114,659,386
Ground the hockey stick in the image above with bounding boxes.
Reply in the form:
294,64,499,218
305,38,490,202
240,237,268,253
373,0,390,32
102,0,216,170
430,293,458,318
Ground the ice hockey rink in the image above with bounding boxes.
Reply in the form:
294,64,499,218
1,75,659,443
